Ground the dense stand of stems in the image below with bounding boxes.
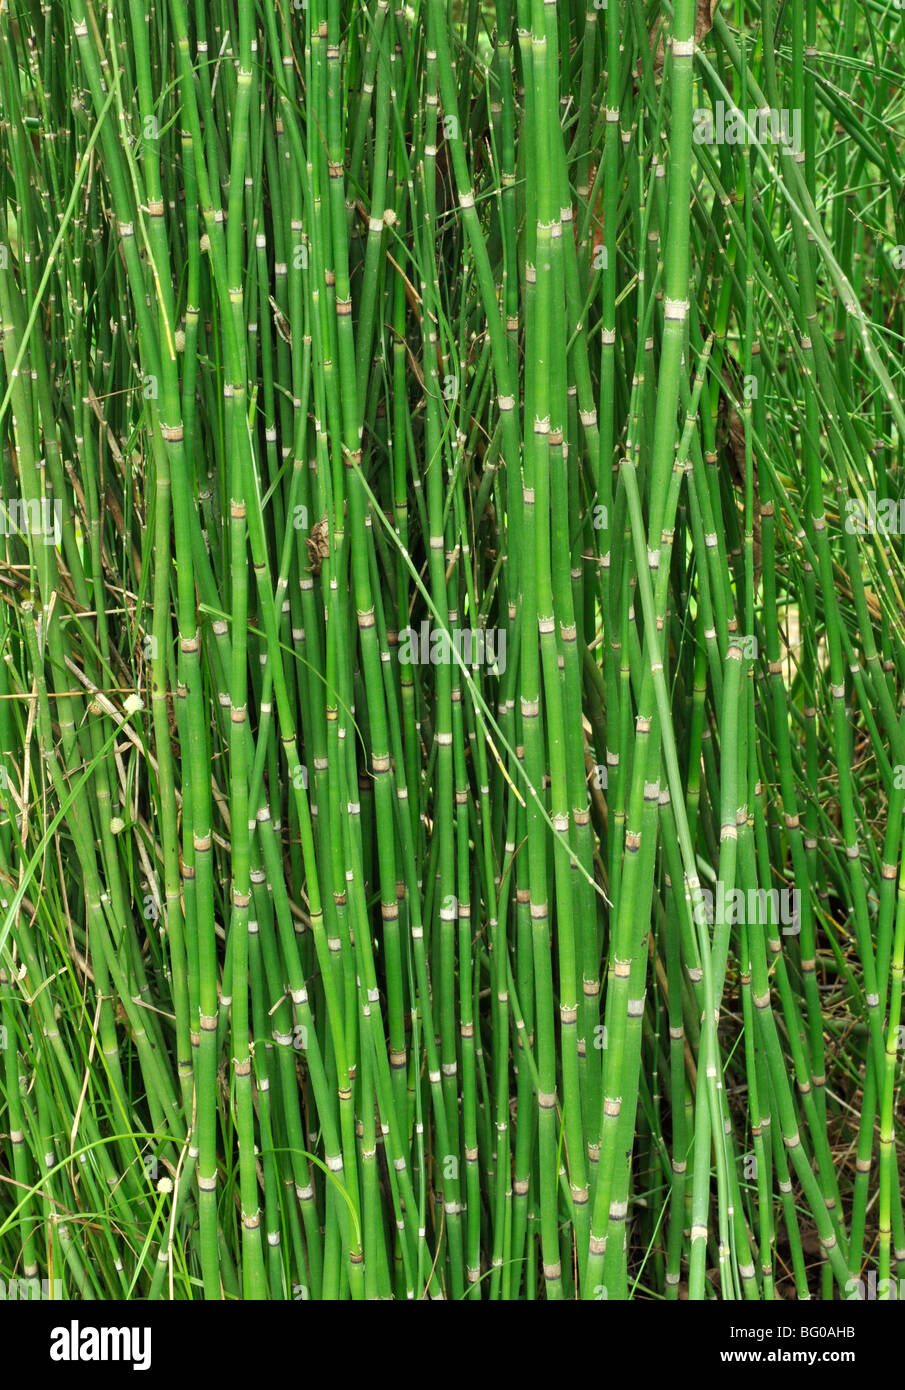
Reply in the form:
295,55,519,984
0,0,904,1300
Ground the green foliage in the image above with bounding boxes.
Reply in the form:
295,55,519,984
0,0,904,1300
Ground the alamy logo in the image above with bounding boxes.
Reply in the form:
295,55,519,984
693,884,800,934
0,1276,63,1299
49,1320,151,1372
693,101,802,153
397,620,506,674
844,492,905,535
0,497,62,545
845,1272,905,1300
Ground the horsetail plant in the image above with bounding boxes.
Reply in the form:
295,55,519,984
0,0,904,1304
